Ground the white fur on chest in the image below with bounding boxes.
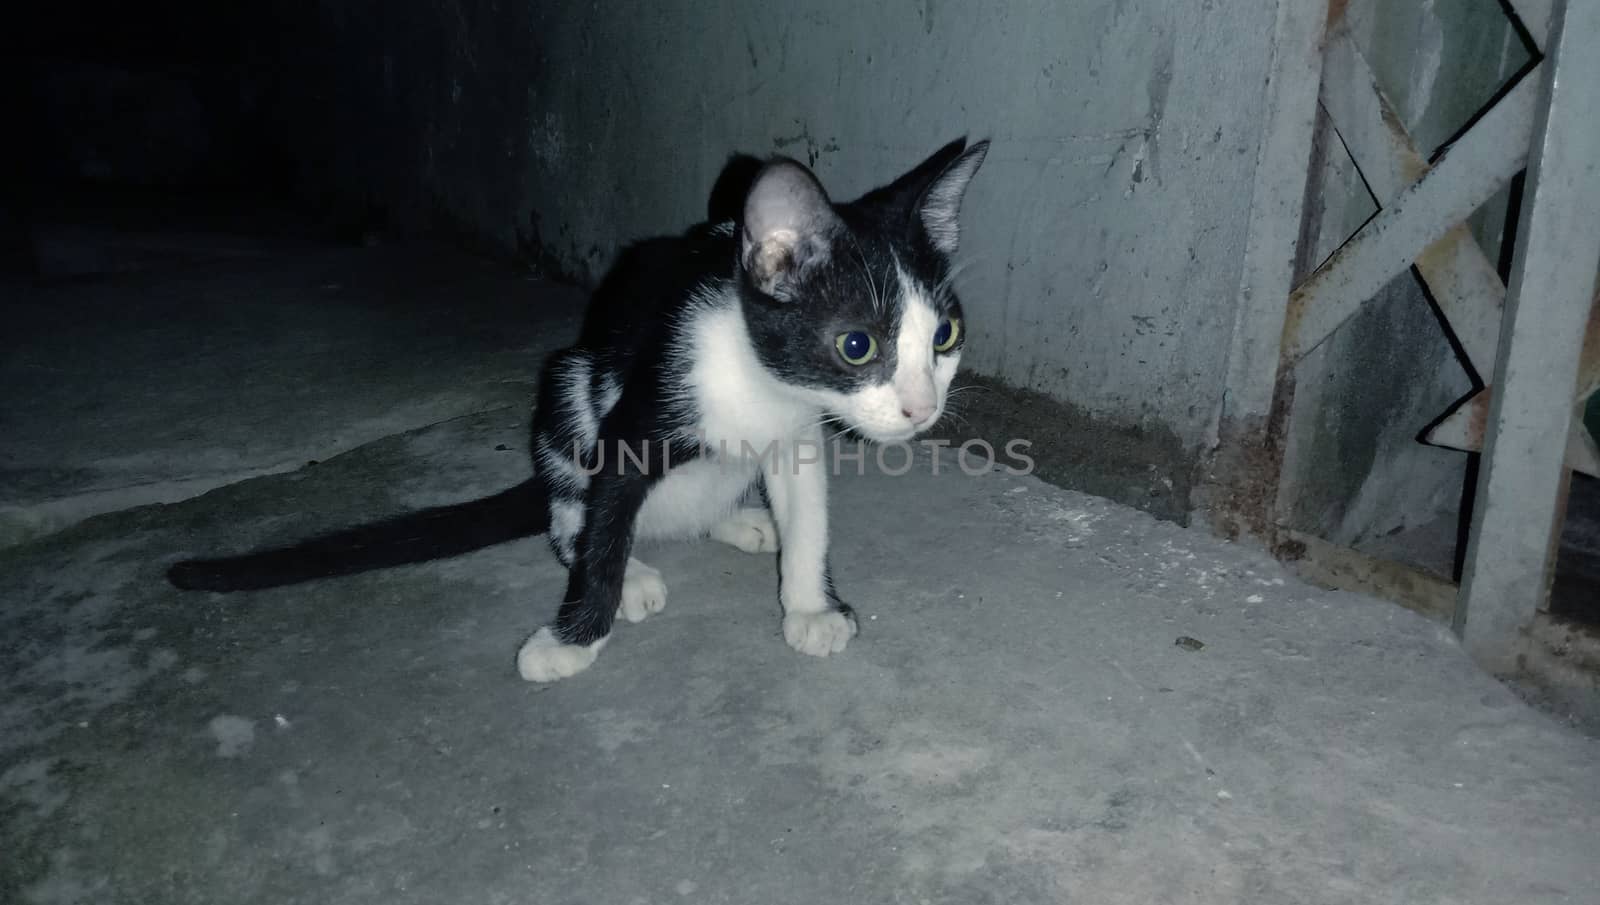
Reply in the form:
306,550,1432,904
631,289,822,543
679,293,818,458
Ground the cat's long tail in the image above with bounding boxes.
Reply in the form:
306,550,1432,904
166,478,550,592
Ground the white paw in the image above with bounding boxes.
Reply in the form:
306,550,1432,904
618,558,667,624
783,610,858,657
710,508,780,554
517,627,606,683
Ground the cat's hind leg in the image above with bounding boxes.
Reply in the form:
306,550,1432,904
616,557,667,623
517,556,625,684
709,507,779,553
518,418,670,682
518,542,651,683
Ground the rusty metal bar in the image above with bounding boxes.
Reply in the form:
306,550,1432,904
1426,290,1600,477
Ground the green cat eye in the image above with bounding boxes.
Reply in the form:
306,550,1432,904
835,331,878,365
932,317,962,353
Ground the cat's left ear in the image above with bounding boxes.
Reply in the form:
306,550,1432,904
917,139,989,256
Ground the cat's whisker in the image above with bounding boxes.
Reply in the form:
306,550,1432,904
933,259,974,300
849,241,885,318
933,255,988,303
944,382,993,400
939,412,974,431
872,259,888,318
825,425,857,445
784,415,848,443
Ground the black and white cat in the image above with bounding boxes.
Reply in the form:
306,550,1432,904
169,136,990,683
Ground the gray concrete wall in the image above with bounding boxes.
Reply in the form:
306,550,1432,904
276,0,1281,469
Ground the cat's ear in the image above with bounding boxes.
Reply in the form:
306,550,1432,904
917,139,989,256
741,159,840,298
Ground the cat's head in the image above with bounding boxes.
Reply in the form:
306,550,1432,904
735,137,989,444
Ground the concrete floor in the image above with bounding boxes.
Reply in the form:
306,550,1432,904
2,226,1598,904
2,218,578,546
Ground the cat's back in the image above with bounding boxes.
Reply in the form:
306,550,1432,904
576,224,738,355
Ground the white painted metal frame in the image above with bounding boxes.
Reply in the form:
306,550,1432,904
1455,0,1600,669
1220,0,1330,427
1262,0,1600,668
1293,2,1598,479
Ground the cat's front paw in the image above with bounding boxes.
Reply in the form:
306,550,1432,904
783,609,858,657
710,507,780,553
617,558,667,624
517,627,605,682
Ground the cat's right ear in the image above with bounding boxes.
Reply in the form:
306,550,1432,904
741,159,840,299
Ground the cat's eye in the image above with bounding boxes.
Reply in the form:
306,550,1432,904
932,317,962,353
835,331,878,365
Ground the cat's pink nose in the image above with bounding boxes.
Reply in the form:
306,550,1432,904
902,403,935,423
